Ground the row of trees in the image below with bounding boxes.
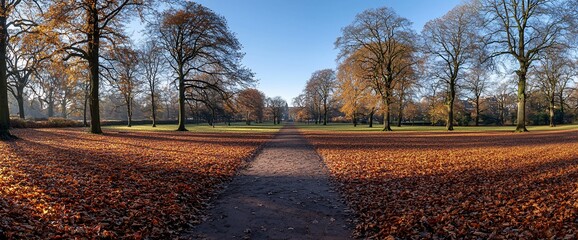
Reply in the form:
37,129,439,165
0,1,293,140
294,0,578,131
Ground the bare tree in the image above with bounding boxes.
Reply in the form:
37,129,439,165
307,69,335,125
7,32,50,119
104,46,141,127
155,2,253,131
464,42,493,126
532,46,574,127
336,7,417,131
465,68,489,126
422,1,480,130
46,0,145,134
304,82,322,124
267,96,287,125
139,40,164,127
482,0,574,132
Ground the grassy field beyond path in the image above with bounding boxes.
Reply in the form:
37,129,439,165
296,123,578,132
104,122,283,133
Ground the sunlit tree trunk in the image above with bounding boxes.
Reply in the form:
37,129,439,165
474,95,480,126
559,92,565,124
515,67,528,132
447,85,455,131
151,93,156,127
0,7,14,140
127,97,132,127
16,88,24,119
397,94,404,127
368,108,374,128
177,73,187,131
383,94,392,131
87,3,102,134
549,98,555,127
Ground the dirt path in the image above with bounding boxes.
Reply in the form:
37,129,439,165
187,124,352,239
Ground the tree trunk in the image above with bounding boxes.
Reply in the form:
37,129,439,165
397,92,404,127
61,94,68,119
211,108,215,128
176,67,187,131
83,92,88,126
515,70,528,132
16,92,24,119
447,83,455,131
383,98,392,131
549,98,555,127
559,93,565,124
246,111,251,125
151,93,156,127
127,99,132,127
397,104,403,128
47,98,54,118
353,111,357,127
323,99,328,125
87,6,102,134
475,95,480,126
368,108,374,128
0,9,15,140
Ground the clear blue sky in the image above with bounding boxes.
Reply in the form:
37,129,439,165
178,0,463,105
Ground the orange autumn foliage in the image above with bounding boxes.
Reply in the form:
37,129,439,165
0,129,273,239
304,130,578,239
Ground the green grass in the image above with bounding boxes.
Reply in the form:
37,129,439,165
296,122,578,132
104,122,283,133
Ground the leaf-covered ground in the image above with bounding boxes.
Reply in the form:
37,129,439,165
303,129,578,239
0,128,274,239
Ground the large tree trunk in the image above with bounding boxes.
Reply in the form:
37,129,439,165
397,102,403,128
176,67,187,131
515,70,528,132
475,95,480,126
353,111,357,127
47,98,54,118
246,111,251,125
83,91,88,126
211,108,215,128
16,91,24,119
383,97,392,131
87,6,102,134
368,108,374,128
126,98,132,127
397,90,405,127
559,94,565,124
61,91,68,119
61,101,67,119
447,82,455,131
0,10,15,140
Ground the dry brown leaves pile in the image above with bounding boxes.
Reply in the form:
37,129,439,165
0,128,273,239
304,130,578,239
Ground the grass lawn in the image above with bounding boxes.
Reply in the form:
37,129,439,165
296,122,578,132
103,122,283,133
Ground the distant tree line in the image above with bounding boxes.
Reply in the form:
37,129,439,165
293,0,578,131
0,1,289,140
